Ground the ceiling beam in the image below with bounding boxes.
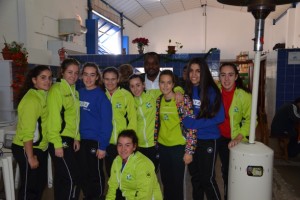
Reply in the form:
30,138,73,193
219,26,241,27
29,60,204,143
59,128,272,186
99,0,141,27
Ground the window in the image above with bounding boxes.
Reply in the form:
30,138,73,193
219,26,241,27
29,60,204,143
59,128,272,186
91,11,121,54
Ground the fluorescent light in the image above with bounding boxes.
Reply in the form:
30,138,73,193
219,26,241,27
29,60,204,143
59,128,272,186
92,10,121,27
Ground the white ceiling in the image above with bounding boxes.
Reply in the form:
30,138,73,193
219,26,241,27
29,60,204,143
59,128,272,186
102,0,293,27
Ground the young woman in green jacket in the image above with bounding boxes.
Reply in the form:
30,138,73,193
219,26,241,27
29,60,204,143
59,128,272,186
102,67,137,177
218,62,252,200
128,74,185,171
154,70,197,200
128,74,161,169
106,129,162,200
47,58,81,200
12,65,52,200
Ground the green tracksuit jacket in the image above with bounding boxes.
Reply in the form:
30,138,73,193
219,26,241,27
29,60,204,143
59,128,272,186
134,90,161,148
134,87,184,148
223,87,252,141
47,79,80,148
13,89,48,151
105,87,137,144
106,151,163,200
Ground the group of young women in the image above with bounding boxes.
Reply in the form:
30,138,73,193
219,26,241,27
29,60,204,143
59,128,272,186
12,55,252,200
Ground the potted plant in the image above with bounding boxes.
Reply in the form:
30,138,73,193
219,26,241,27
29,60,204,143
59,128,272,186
132,37,149,54
1,37,28,106
167,39,183,54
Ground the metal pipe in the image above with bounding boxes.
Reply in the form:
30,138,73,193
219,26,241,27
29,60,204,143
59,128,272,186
249,51,261,143
254,18,264,51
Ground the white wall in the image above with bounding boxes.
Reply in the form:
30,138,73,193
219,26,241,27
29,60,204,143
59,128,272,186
1,1,299,63
0,0,19,43
291,5,300,48
126,5,299,60
128,7,256,59
123,18,141,53
0,0,87,65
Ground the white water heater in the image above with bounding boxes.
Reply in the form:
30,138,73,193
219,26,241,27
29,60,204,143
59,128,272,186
228,142,274,200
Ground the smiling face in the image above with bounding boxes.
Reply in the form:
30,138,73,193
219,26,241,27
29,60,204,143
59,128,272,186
117,136,136,161
103,71,118,94
189,63,201,86
129,77,145,97
219,65,238,91
159,74,174,100
62,64,79,86
82,66,99,90
32,69,52,91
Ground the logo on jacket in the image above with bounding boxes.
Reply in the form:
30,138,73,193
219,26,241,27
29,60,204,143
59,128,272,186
62,142,69,148
193,99,201,107
90,148,96,154
116,103,122,109
80,101,90,111
163,114,169,120
80,101,90,108
126,174,132,180
207,147,213,153
234,106,239,112
146,102,152,108
146,171,151,178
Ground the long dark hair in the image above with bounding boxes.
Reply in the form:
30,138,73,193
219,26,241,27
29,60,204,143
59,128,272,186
219,62,250,93
18,65,52,104
186,57,222,118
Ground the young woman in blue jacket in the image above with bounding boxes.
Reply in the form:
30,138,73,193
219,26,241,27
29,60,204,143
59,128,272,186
183,58,225,200
78,62,113,199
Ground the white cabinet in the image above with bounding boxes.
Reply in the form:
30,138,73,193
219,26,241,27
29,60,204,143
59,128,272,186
0,60,16,122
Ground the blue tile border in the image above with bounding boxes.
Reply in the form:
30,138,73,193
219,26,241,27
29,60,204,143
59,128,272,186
69,50,220,78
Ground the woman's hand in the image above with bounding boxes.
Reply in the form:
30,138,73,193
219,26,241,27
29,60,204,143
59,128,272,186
73,140,80,152
55,148,64,158
175,92,184,104
228,134,243,148
96,149,106,159
28,156,39,169
183,153,193,165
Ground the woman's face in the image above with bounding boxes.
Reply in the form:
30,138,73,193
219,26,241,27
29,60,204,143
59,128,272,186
129,77,145,97
159,74,174,98
32,70,52,91
82,66,99,90
189,63,201,86
62,64,79,85
117,136,136,160
219,65,238,91
103,72,118,93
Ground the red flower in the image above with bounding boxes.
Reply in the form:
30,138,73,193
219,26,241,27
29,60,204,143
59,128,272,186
132,37,149,46
2,40,28,106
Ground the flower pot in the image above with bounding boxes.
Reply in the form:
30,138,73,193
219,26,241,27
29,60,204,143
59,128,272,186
1,51,12,60
167,46,176,54
137,45,145,54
